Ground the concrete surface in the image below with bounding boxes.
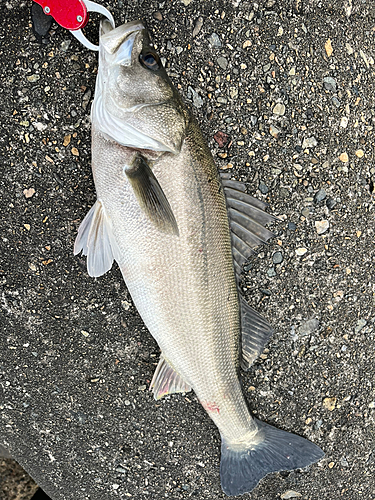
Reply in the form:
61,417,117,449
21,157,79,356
0,1,374,499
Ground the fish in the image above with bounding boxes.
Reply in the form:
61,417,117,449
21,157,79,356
73,20,324,496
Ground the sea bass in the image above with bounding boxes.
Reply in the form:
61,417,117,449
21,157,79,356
74,20,324,496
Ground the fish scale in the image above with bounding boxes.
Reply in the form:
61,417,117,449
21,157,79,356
74,19,324,496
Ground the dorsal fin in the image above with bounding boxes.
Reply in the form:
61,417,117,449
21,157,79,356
221,175,276,280
150,355,191,400
240,297,273,371
220,175,275,368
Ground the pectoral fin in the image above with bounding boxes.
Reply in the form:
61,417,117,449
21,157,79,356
74,200,120,278
125,155,179,236
150,354,191,400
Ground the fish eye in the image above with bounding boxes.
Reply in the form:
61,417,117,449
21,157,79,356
139,51,160,71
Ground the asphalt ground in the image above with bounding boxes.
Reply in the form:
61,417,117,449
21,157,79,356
0,1,374,499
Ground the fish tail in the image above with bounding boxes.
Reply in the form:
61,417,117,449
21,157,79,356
220,418,324,496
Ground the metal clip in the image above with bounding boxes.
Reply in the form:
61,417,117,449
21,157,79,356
32,0,115,51
71,0,115,51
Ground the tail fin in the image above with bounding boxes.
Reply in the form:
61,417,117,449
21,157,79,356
220,418,324,496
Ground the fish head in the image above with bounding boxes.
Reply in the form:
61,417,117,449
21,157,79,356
92,20,188,154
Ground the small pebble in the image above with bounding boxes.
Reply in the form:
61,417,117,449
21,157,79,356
229,87,238,99
339,152,349,162
267,268,276,277
217,96,227,104
325,38,333,57
259,183,268,194
323,76,336,92
302,136,317,149
288,222,296,231
314,188,326,203
354,319,367,334
269,125,281,138
193,16,203,37
346,43,354,54
323,397,337,411
315,220,329,234
326,197,336,210
340,456,349,466
355,149,364,158
340,116,348,128
208,33,221,48
263,63,271,73
281,491,302,499
273,103,285,116
314,419,323,430
27,74,40,82
213,131,229,147
60,40,71,51
299,318,319,335
23,188,35,198
32,122,47,131
272,252,283,264
217,57,228,70
295,247,307,256
187,86,203,108
153,11,163,21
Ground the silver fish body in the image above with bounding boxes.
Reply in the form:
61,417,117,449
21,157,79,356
74,20,324,496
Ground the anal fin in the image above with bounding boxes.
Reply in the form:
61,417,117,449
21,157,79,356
150,355,191,400
240,297,273,371
74,200,120,278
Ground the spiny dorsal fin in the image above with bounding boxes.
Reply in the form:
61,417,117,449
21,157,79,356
150,354,191,400
240,297,273,371
74,200,120,278
125,155,179,236
221,175,276,279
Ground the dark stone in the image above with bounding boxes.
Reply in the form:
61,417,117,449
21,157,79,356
31,3,53,41
272,251,283,264
314,188,327,203
326,197,337,209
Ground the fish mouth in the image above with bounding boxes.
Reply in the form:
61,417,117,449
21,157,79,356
100,19,146,58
